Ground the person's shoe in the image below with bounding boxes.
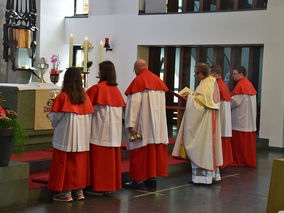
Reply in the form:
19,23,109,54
123,180,144,189
73,189,85,200
143,178,157,188
52,191,73,202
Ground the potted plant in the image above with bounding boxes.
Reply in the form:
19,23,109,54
0,91,27,167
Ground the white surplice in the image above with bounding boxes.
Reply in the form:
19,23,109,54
231,94,257,132
125,89,168,150
220,100,232,137
90,104,123,147
48,112,92,152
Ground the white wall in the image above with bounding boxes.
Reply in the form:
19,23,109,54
39,0,284,148
39,0,73,84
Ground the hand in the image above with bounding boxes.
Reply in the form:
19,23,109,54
182,92,190,97
128,127,136,134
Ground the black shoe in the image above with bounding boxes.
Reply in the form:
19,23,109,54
188,180,211,186
143,179,157,188
123,180,144,189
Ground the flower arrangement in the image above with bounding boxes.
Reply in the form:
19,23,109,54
50,54,63,75
0,91,27,152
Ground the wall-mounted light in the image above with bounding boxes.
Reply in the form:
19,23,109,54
104,37,112,52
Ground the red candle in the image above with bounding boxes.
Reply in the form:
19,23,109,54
105,38,109,45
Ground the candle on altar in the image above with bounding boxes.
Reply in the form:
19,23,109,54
69,33,74,67
83,36,88,73
100,40,104,63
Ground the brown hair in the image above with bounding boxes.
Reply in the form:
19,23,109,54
99,61,118,86
195,63,210,77
210,65,222,76
234,65,246,77
62,67,86,104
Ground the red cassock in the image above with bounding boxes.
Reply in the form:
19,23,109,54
216,78,233,169
48,92,93,191
230,78,257,168
86,81,125,191
125,68,169,181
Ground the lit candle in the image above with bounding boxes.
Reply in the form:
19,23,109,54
83,37,88,73
100,40,104,63
69,33,74,67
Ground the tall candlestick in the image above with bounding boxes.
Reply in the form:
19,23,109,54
83,37,88,73
69,33,74,67
100,40,103,63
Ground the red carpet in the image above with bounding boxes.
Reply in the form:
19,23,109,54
12,139,182,189
30,154,188,188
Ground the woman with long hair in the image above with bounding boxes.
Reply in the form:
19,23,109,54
86,61,125,194
48,67,94,202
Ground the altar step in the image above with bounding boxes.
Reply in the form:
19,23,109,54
10,139,178,189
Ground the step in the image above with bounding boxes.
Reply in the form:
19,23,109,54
29,154,188,185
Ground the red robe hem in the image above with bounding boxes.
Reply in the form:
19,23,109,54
220,137,234,169
129,144,168,181
90,144,122,192
48,148,90,191
230,130,257,168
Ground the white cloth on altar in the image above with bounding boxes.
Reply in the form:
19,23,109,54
48,112,92,152
0,82,60,90
90,104,123,147
220,100,232,137
172,95,223,171
125,89,168,150
231,94,257,132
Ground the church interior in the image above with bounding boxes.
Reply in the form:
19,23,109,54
0,0,284,212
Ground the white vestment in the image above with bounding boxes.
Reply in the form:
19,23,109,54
231,94,257,132
220,100,232,137
172,95,223,171
90,104,123,147
49,112,92,152
125,89,168,150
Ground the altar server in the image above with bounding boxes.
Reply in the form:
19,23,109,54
210,65,233,169
86,61,125,194
231,65,257,168
124,59,169,189
48,67,93,202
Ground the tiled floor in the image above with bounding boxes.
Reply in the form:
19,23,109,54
3,149,284,213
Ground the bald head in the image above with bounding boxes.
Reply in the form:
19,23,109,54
134,59,148,75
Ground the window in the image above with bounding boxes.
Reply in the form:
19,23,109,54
74,0,89,15
146,45,263,128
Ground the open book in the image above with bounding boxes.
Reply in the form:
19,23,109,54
178,87,194,99
168,87,194,102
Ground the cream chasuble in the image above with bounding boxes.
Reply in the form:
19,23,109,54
172,76,223,171
125,89,168,150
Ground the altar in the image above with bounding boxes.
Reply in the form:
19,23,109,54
0,83,60,151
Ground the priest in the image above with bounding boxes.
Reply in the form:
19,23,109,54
210,65,233,169
124,59,169,188
173,63,223,185
231,66,257,168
